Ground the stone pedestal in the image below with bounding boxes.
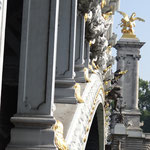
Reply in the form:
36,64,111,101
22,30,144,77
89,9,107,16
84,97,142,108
111,124,127,150
55,0,77,103
75,15,85,83
6,0,59,149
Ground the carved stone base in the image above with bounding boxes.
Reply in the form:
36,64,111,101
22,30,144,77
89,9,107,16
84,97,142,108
55,79,77,104
121,33,137,39
6,116,57,150
75,64,86,83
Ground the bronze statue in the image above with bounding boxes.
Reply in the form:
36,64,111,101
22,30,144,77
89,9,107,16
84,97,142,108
111,69,128,85
106,86,123,111
117,11,145,38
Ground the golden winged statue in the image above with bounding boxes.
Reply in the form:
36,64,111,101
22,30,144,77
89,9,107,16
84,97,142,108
117,11,145,38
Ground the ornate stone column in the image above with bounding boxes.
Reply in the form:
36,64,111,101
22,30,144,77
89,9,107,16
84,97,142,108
115,38,144,110
75,15,86,82
55,0,77,103
6,0,59,149
114,38,145,136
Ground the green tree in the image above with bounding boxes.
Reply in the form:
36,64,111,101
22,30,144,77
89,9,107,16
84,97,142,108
139,78,150,132
139,78,150,111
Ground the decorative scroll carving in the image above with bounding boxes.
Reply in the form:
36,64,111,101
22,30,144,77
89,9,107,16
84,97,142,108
104,102,112,144
78,0,99,14
66,74,105,150
83,68,91,82
53,120,68,150
85,3,112,70
88,64,96,74
74,83,84,103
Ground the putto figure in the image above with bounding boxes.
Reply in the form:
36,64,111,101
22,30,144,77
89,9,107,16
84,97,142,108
117,11,145,38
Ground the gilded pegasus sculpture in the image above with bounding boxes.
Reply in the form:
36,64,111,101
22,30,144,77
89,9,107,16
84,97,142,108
117,11,145,38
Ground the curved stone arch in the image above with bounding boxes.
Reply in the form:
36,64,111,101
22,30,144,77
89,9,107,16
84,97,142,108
86,103,105,150
97,103,105,150
66,73,106,150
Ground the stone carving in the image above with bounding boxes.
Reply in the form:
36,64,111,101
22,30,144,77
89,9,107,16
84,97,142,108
116,55,127,61
88,64,96,74
53,120,68,150
111,69,128,85
66,74,104,150
105,102,112,144
106,85,122,111
78,0,99,15
108,33,117,46
103,65,112,74
116,100,126,123
85,4,111,41
83,68,91,82
102,0,119,15
85,3,112,70
91,57,99,70
74,83,84,103
103,11,113,20
124,115,141,128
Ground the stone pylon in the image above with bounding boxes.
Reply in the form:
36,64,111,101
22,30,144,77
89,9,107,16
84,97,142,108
114,37,145,137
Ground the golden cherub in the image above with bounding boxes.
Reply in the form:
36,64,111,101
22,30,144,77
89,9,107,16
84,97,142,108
117,11,145,38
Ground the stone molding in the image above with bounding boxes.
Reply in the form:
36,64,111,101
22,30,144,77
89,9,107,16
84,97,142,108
114,40,145,49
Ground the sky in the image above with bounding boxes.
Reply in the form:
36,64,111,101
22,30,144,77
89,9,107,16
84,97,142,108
112,0,150,81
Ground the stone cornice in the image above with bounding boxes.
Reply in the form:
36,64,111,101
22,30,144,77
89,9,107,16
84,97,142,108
114,40,145,49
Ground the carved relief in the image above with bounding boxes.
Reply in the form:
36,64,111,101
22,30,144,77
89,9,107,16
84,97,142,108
66,74,105,149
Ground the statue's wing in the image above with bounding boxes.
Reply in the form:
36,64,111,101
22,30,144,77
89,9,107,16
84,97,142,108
117,11,129,21
134,17,145,22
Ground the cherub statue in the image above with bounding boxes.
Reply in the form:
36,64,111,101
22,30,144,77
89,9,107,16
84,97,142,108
117,11,145,36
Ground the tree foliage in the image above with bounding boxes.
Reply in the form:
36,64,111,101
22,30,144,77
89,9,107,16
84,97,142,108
139,78,150,111
139,78,150,132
